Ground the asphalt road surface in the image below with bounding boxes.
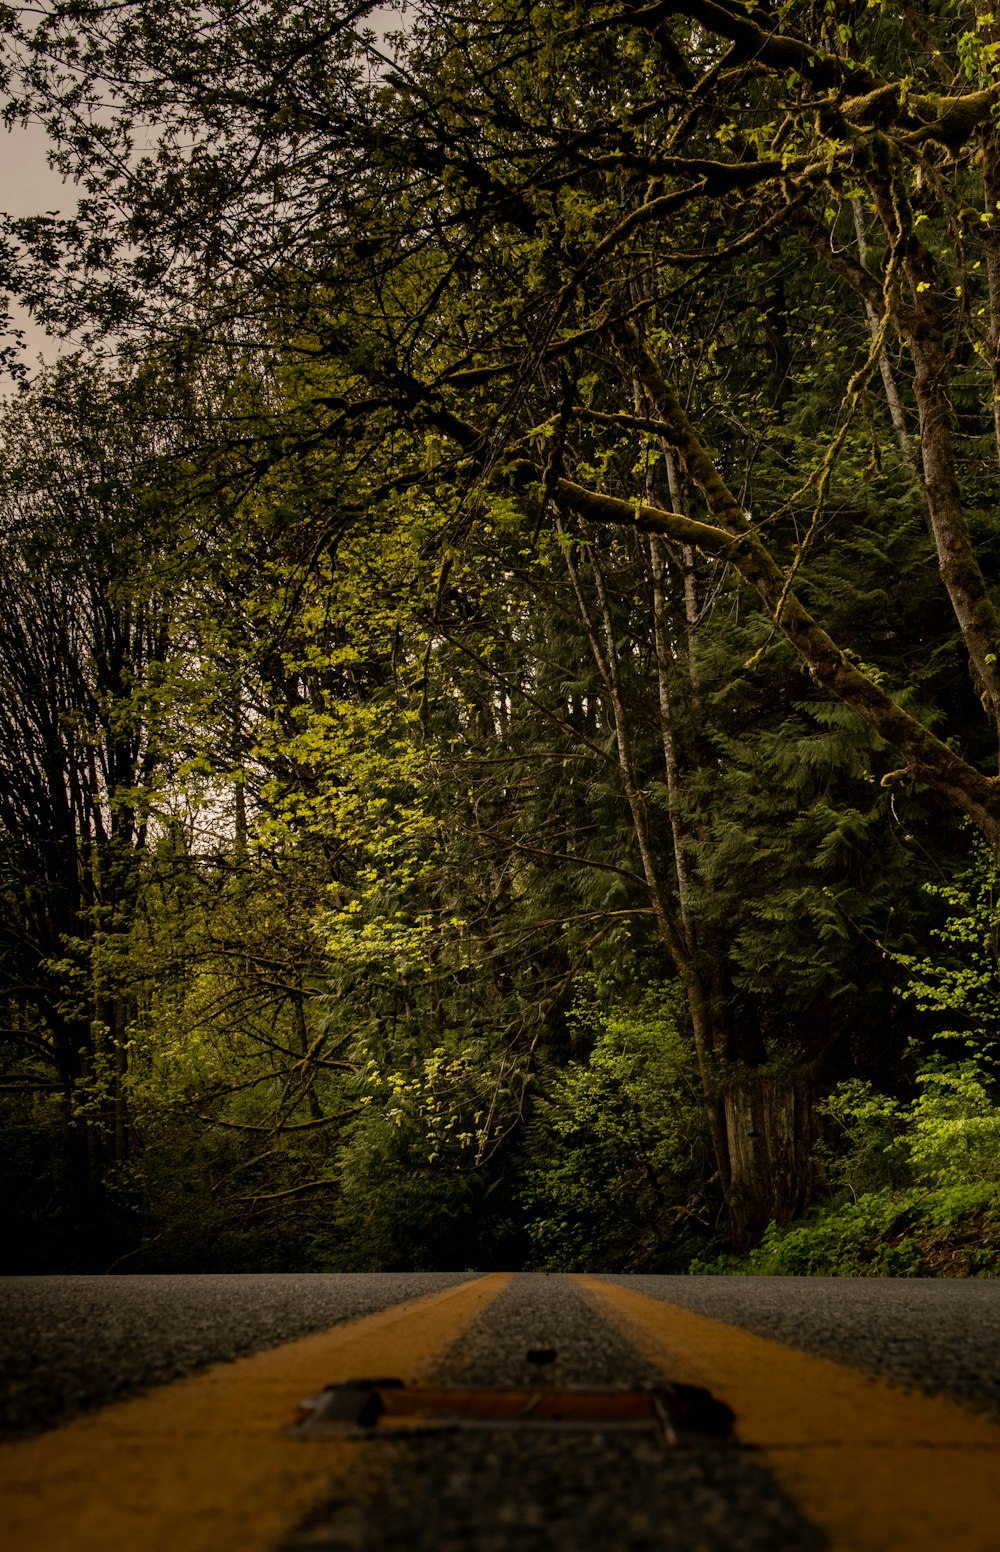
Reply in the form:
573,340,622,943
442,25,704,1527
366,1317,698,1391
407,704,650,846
0,1271,472,1438
599,1272,1000,1414
3,1271,1000,1552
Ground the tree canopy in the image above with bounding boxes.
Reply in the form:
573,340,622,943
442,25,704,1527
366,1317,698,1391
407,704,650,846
4,1,1000,1267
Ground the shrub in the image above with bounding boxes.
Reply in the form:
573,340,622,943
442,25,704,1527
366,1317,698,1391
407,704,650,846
521,987,712,1271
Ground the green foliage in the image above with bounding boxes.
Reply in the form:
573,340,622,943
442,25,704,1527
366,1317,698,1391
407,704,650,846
819,1054,1000,1194
816,1079,908,1197
326,1102,487,1272
909,1061,1000,1187
699,863,1000,1275
697,1186,1000,1279
894,843,1000,1051
521,988,712,1271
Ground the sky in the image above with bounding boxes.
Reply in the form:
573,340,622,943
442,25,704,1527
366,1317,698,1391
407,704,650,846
4,122,74,364
1,4,407,370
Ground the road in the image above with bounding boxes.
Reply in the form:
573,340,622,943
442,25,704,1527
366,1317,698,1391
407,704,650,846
2,1272,1000,1552
0,1271,472,1438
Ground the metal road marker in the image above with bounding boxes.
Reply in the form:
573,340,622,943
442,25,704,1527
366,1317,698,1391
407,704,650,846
0,1272,511,1552
580,1274,1000,1552
290,1375,735,1445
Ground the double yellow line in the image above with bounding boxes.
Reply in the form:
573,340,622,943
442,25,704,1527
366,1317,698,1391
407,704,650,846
4,1272,1000,1552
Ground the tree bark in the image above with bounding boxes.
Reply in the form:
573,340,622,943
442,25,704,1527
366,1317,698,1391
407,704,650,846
801,186,1000,742
979,0,1000,471
851,200,920,473
723,1070,817,1251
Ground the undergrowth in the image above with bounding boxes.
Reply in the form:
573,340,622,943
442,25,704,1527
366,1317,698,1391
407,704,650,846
693,1184,1000,1277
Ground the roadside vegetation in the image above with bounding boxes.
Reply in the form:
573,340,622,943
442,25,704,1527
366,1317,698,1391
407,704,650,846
3,1,1000,1274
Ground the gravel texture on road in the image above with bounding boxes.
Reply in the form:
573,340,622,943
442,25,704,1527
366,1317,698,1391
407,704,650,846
284,1274,826,1552
0,1272,471,1439
598,1274,1000,1415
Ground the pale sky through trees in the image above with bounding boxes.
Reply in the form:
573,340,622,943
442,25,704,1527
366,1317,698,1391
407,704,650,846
3,121,70,363
0,3,407,368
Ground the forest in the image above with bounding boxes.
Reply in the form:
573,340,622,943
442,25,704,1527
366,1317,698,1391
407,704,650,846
3,0,1000,1276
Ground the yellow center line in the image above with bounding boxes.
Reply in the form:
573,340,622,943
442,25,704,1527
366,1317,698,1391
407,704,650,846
1,1272,511,1552
579,1274,1000,1552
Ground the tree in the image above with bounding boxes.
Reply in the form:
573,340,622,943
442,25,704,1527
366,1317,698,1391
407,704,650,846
0,359,187,1247
8,0,1000,1244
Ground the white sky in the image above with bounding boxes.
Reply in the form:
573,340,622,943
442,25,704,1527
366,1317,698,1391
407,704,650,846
4,124,74,364
1,4,408,370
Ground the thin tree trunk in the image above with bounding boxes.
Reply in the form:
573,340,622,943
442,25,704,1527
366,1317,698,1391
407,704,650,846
633,362,818,1244
233,685,248,860
558,521,732,1196
979,1,1000,471
648,536,694,953
292,989,324,1121
659,442,702,692
113,997,129,1164
852,201,920,473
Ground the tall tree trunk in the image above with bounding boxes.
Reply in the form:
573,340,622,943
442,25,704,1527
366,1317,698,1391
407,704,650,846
292,989,324,1121
233,685,249,861
659,443,701,693
642,375,819,1246
649,537,695,949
